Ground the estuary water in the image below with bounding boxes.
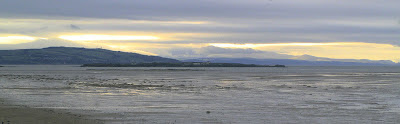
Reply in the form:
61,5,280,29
0,65,400,123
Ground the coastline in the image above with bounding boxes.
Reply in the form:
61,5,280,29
0,99,103,124
81,62,286,67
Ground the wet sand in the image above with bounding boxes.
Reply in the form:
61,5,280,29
1,66,400,123
0,99,103,124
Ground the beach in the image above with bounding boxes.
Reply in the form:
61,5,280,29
0,99,102,124
0,65,400,123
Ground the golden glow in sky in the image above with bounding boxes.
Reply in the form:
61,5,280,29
209,42,400,62
209,42,346,48
0,36,37,44
59,35,160,41
0,33,399,62
130,20,209,25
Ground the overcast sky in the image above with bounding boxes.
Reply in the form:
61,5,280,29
1,0,400,62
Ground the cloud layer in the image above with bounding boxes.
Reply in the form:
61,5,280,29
0,0,399,62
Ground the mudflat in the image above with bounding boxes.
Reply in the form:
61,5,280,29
1,66,400,123
0,99,103,124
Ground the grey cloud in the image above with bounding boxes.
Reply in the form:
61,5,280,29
70,24,81,30
199,46,263,54
1,0,399,46
161,46,293,59
0,39,84,50
1,0,399,20
168,48,199,59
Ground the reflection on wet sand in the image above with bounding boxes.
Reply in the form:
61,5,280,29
0,66,400,123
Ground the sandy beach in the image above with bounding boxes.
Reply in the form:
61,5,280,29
0,99,103,124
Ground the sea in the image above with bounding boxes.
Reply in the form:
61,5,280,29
0,65,400,123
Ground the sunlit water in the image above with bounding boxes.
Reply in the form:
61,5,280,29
1,65,400,123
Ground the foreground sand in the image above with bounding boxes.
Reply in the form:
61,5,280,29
0,99,103,124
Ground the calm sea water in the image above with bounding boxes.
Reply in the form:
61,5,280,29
1,65,400,123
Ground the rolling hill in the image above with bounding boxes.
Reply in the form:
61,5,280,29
0,47,180,64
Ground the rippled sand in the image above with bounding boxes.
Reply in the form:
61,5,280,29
0,65,400,123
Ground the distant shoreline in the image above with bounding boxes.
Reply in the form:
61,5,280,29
81,62,286,67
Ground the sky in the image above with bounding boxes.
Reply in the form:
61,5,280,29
0,0,399,62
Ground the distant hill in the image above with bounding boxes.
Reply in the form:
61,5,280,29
183,58,399,66
292,54,396,65
0,47,180,64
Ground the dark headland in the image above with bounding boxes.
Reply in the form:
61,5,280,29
0,47,285,67
0,47,179,64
